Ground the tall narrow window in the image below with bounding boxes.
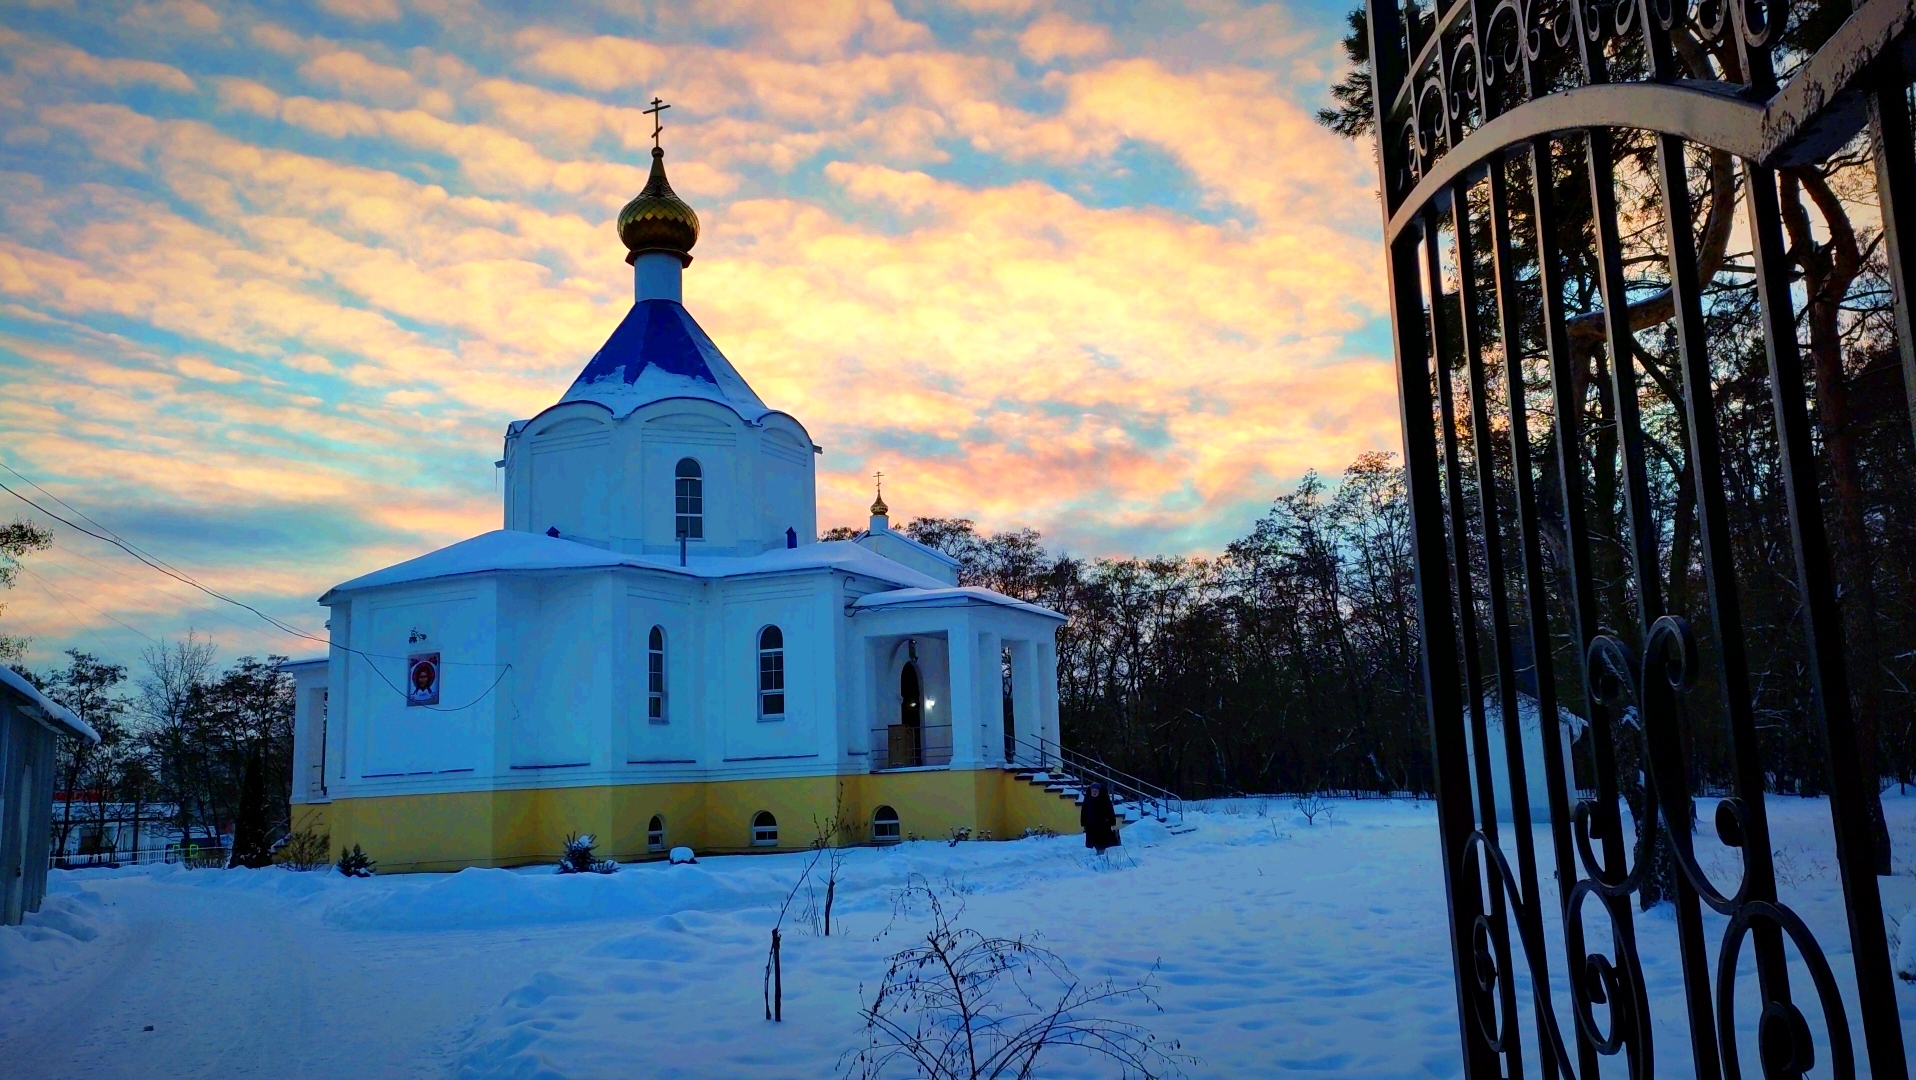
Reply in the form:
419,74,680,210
758,625,785,719
674,458,703,539
647,626,667,723
647,815,666,853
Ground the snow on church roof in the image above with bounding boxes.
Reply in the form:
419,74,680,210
852,587,1064,621
319,530,987,601
559,299,770,420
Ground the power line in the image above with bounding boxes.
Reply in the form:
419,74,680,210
22,566,153,649
0,477,328,646
0,466,510,711
36,545,262,638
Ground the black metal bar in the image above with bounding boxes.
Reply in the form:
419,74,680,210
1525,132,1635,1080
1430,200,1526,1080
1484,156,1591,1080
1648,123,1797,1006
1370,3,1499,1073
1743,160,1912,1080
1405,219,1501,1080
1583,120,1723,1080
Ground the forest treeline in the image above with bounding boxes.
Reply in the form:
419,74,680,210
894,454,1428,798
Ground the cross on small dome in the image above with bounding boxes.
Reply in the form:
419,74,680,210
617,97,698,267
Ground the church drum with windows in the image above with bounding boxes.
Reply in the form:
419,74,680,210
288,137,1078,871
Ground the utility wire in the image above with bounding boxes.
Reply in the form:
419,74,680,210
22,566,150,650
21,566,162,645
0,469,510,712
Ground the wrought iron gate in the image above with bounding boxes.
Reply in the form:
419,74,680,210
1365,0,1915,1074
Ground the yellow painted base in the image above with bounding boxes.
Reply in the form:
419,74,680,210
302,769,1085,873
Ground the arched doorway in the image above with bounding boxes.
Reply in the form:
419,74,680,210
899,662,922,728
889,661,923,767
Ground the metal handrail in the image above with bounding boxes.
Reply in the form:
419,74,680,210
1010,734,1183,826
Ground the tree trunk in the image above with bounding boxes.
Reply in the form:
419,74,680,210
1782,168,1893,874
228,744,272,869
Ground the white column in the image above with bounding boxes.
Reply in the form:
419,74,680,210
944,613,980,769
977,629,1003,765
1007,639,1039,764
1037,639,1061,767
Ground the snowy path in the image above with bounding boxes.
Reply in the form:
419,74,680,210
0,795,1910,1078
0,872,589,1078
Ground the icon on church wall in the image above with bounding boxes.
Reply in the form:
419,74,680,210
407,652,441,707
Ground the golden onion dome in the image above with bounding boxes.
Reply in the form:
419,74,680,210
618,147,699,265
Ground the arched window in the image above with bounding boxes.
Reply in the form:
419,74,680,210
751,811,778,847
674,458,703,540
647,815,666,853
647,625,667,723
758,625,785,718
871,805,901,843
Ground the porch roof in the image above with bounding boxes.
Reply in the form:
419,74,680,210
850,586,1065,622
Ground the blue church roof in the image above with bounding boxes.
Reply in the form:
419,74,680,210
559,299,769,420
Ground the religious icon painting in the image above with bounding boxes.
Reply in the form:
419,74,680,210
407,652,441,707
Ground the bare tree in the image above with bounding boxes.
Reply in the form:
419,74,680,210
0,519,51,664
843,875,1187,1080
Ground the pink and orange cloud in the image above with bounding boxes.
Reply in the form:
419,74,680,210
0,0,1391,670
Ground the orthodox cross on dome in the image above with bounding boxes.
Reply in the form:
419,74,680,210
870,470,888,517
644,97,670,149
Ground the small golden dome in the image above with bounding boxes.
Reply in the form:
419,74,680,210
870,477,888,517
618,147,699,266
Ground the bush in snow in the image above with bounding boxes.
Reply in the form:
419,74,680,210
275,825,332,872
1292,792,1335,826
668,846,696,864
556,833,618,875
843,874,1189,1079
336,844,376,878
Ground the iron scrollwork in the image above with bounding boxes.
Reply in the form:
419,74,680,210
1368,0,1915,1074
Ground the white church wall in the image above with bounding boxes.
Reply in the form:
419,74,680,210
759,424,814,547
622,586,698,764
717,579,821,764
325,604,351,789
286,662,329,804
510,577,602,769
642,410,741,553
855,530,960,586
357,587,488,778
527,414,616,543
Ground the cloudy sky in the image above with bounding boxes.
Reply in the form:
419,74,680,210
0,0,1389,670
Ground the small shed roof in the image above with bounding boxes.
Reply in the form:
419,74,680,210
0,666,99,743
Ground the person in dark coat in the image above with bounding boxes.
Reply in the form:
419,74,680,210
1081,782,1121,854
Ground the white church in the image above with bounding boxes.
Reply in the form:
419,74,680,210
286,135,1079,872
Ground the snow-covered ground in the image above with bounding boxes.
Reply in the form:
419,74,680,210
1,793,1912,1079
